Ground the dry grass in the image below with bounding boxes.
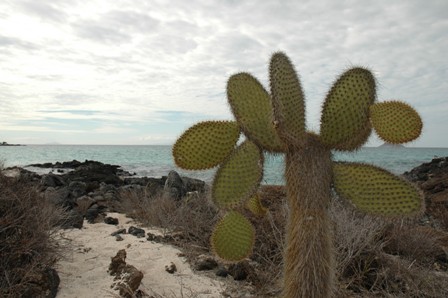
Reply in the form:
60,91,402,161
0,173,68,297
330,199,391,295
429,205,448,230
331,198,448,297
118,184,448,297
118,187,219,250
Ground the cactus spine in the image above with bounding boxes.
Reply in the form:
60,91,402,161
172,52,424,297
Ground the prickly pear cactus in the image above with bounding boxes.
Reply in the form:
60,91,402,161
172,52,424,298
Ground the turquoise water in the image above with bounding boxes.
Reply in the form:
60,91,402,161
1,145,448,184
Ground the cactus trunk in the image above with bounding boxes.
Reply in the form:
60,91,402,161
283,139,334,298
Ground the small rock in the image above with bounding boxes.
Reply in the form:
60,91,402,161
108,249,144,298
216,266,229,277
108,249,127,275
40,173,65,188
165,262,177,274
61,209,84,229
194,255,218,271
69,181,87,198
104,217,119,225
128,226,145,237
228,261,255,281
164,170,186,200
115,235,124,241
111,228,127,236
147,232,163,242
85,204,100,223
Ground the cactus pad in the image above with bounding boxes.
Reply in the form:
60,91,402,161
173,121,240,170
320,68,376,150
212,140,263,208
227,73,285,152
269,52,306,145
331,123,372,151
333,162,423,216
211,211,255,261
370,101,422,144
246,194,268,217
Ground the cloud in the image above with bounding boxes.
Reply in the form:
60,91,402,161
74,21,132,44
0,0,446,146
14,0,68,23
0,35,37,50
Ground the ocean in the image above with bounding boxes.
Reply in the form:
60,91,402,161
1,145,448,185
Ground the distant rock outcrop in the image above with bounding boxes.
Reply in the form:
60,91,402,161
378,143,405,148
0,141,24,146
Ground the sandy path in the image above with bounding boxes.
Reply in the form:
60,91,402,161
56,213,224,298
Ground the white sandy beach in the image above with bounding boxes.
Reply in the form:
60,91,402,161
55,213,225,298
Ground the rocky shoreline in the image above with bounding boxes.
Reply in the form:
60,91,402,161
403,156,448,228
4,160,206,230
3,156,448,234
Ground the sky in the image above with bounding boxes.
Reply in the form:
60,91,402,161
0,0,447,147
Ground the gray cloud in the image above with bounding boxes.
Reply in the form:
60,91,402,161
105,10,160,32
73,21,132,44
1,0,447,145
14,0,67,23
72,9,161,44
0,35,37,50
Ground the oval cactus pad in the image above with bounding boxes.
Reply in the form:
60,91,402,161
320,68,376,150
227,73,284,152
211,211,255,261
269,52,306,145
370,101,422,144
213,140,263,208
173,121,240,170
333,162,423,216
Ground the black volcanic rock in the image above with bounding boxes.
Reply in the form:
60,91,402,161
64,162,123,187
403,156,448,228
40,173,65,188
128,226,145,238
7,160,208,227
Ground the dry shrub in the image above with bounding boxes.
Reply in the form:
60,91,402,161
384,225,448,267
119,188,219,249
119,184,448,297
331,198,448,297
0,173,67,297
247,186,287,295
430,205,448,230
330,199,390,296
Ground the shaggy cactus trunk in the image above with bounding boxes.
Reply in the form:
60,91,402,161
283,138,334,297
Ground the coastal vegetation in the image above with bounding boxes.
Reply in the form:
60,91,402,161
0,166,67,297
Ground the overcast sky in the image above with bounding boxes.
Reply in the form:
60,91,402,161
0,0,446,147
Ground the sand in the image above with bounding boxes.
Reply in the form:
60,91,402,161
55,213,225,298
